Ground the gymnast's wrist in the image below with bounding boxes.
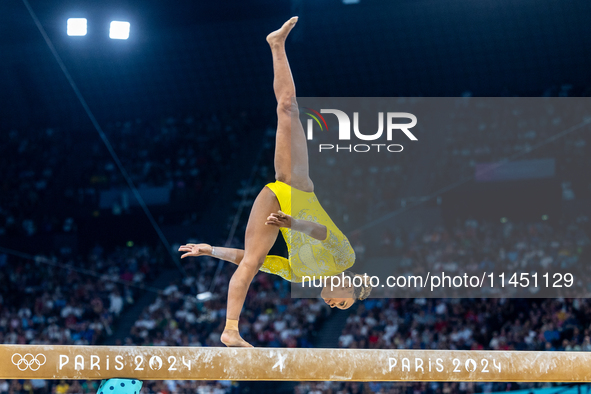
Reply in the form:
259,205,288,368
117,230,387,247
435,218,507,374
290,218,302,232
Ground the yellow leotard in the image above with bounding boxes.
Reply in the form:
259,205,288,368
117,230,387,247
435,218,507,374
259,180,355,283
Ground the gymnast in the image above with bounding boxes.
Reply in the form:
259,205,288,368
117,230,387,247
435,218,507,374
178,16,372,348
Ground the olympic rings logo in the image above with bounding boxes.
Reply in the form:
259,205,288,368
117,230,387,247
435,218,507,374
11,353,47,371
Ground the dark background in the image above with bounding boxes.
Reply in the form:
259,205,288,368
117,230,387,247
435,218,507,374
2,0,590,131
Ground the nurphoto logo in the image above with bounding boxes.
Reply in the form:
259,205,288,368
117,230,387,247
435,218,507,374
302,108,417,153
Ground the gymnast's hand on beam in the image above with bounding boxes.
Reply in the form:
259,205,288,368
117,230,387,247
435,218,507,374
265,210,292,228
178,243,212,259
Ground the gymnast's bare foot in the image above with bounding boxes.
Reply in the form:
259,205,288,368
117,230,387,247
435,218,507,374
266,17,298,46
221,329,253,348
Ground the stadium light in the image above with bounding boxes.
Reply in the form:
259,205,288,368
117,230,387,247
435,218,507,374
67,18,87,36
109,21,130,40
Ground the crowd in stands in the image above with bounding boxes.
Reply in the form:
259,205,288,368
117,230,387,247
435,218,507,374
429,97,590,201
0,244,163,394
0,111,252,238
0,127,74,238
373,216,590,297
0,243,163,346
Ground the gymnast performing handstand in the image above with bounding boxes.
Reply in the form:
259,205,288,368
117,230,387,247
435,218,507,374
178,17,372,348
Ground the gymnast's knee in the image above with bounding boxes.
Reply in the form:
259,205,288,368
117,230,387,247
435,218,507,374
232,258,263,281
277,96,298,115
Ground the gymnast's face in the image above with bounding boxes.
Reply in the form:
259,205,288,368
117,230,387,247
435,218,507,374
321,283,355,310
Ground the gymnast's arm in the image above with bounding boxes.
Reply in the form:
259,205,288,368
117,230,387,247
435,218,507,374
266,211,328,241
178,243,244,266
267,211,354,265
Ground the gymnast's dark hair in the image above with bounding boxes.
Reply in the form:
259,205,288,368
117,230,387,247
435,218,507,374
342,270,373,301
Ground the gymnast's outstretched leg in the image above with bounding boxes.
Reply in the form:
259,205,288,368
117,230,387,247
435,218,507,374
267,17,313,192
220,17,302,347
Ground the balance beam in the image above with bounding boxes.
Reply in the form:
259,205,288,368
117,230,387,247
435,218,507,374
2,345,591,382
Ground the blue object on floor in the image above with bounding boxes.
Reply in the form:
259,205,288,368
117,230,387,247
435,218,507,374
97,379,143,394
